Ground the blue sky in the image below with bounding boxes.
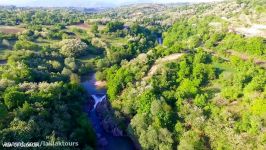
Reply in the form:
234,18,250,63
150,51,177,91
0,0,222,7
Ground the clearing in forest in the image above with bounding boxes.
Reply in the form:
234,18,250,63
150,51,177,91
144,53,184,80
66,23,90,30
0,26,25,34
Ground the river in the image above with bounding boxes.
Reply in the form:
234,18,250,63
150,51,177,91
0,60,7,65
81,73,136,150
157,37,163,45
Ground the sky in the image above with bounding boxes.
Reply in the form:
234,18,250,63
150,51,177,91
0,0,222,7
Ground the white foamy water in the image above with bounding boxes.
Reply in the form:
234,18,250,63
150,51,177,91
91,95,106,109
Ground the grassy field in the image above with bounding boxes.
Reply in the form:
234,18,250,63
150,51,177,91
100,34,127,47
66,23,90,31
0,26,25,34
35,38,60,46
78,54,99,63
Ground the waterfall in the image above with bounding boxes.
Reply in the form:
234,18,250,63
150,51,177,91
91,94,106,109
157,37,162,45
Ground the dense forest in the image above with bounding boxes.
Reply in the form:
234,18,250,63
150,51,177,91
0,0,265,149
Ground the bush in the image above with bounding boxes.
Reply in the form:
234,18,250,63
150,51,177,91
4,90,27,109
95,71,105,81
106,21,124,32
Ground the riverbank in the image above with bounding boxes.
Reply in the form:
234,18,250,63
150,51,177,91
95,80,107,88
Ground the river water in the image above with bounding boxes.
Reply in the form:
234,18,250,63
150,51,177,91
0,60,7,65
157,37,163,45
81,73,136,150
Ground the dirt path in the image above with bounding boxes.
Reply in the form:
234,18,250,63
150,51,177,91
144,53,184,80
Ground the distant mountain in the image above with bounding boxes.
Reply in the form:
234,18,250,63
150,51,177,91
0,0,115,8
0,0,222,8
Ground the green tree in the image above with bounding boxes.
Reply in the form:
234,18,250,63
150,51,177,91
59,39,88,57
178,130,206,150
91,23,99,33
17,101,34,120
106,21,124,32
4,89,27,109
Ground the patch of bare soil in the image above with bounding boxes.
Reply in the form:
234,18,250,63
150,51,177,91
67,23,90,30
234,24,266,38
95,81,107,88
144,53,184,80
0,26,25,34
